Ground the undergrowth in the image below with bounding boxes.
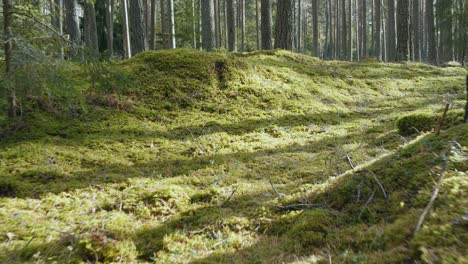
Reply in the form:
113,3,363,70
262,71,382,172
0,49,467,263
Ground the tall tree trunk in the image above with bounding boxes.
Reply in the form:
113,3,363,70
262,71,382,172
122,0,131,57
201,0,215,51
256,0,260,50
261,0,272,50
227,0,236,51
386,0,396,61
150,0,156,50
52,0,64,59
64,0,81,59
130,0,147,54
362,0,367,58
312,0,319,56
374,0,381,58
348,0,353,60
355,0,360,60
297,0,302,53
167,0,176,48
3,0,16,117
426,0,437,64
240,0,245,51
161,0,166,48
217,0,222,47
84,1,99,57
397,0,409,60
341,0,347,59
192,0,197,49
214,0,219,47
274,0,293,50
106,0,114,56
412,0,420,61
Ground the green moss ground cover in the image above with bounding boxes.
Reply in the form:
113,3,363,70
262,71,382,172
0,49,467,263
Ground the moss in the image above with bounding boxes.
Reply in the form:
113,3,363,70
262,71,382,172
397,112,436,135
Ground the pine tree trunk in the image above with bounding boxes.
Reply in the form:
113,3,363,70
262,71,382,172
348,0,353,60
192,0,197,49
297,0,302,53
64,0,81,59
106,0,114,56
84,1,99,57
201,0,215,51
217,0,222,47
150,0,156,50
52,0,64,59
362,0,367,58
312,0,319,56
374,0,381,58
256,0,260,50
240,0,245,51
396,0,409,60
355,0,360,60
122,0,131,58
167,0,176,48
274,0,293,50
130,0,148,54
261,0,272,50
386,0,396,61
3,0,17,117
426,0,437,64
412,0,420,61
342,0,347,59
227,0,236,51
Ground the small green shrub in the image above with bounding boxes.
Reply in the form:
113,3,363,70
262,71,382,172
397,113,435,135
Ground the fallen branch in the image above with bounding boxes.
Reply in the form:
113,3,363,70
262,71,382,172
413,161,448,236
275,203,329,211
268,175,285,197
221,187,238,207
436,103,450,135
358,188,376,220
362,169,388,200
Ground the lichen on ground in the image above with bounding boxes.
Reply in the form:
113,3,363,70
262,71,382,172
0,49,467,263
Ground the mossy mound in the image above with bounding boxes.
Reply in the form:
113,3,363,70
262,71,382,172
0,49,467,263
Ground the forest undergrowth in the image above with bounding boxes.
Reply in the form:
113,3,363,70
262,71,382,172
0,49,467,263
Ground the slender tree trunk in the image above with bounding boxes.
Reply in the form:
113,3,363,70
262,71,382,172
256,0,260,50
356,0,360,60
261,0,272,50
145,0,151,38
348,0,353,60
362,0,367,58
106,0,114,56
130,0,147,54
274,0,293,50
426,0,437,64
312,0,319,56
161,0,166,48
240,0,245,51
150,0,157,50
192,0,197,49
52,0,64,59
297,0,302,53
412,0,420,61
84,1,99,57
214,0,219,47
386,0,396,60
342,0,347,59
64,0,81,59
374,0,381,58
397,0,409,60
217,0,222,47
167,0,176,48
227,0,236,51
201,0,215,51
3,0,16,117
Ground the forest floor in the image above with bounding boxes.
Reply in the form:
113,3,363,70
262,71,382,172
0,49,467,263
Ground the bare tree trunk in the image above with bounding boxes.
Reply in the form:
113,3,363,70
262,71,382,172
348,0,353,60
217,0,222,47
201,0,215,51
130,0,148,54
297,0,302,53
262,0,272,50
240,0,245,51
84,1,99,57
52,0,64,59
362,0,367,58
342,0,347,59
274,0,293,50
150,0,156,50
256,0,260,50
192,0,197,49
3,0,17,117
167,0,176,48
397,0,409,60
64,0,81,59
356,0,360,60
386,0,396,61
227,0,236,51
106,0,114,56
312,0,319,56
374,0,381,58
426,0,437,64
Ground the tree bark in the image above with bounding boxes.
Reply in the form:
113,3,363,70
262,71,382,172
312,0,319,56
426,0,437,64
3,0,17,117
274,0,293,50
106,0,114,56
362,0,367,58
192,0,196,49
130,0,147,55
84,1,99,57
240,0,245,51
374,0,381,58
150,0,156,50
52,0,64,59
64,0,81,59
386,0,396,61
201,0,216,51
167,0,176,48
297,0,302,53
227,0,236,51
122,0,131,58
261,0,272,50
256,0,260,50
396,0,409,60
341,0,347,59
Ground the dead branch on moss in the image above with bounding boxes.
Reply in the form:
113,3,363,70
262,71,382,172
268,175,285,197
358,187,376,220
221,187,238,207
413,159,448,236
436,103,450,135
274,203,330,211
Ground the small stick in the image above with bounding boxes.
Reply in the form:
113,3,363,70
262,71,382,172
268,175,285,197
275,203,329,211
358,188,376,220
414,161,448,236
221,187,238,207
345,154,356,170
436,103,450,135
363,169,388,200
